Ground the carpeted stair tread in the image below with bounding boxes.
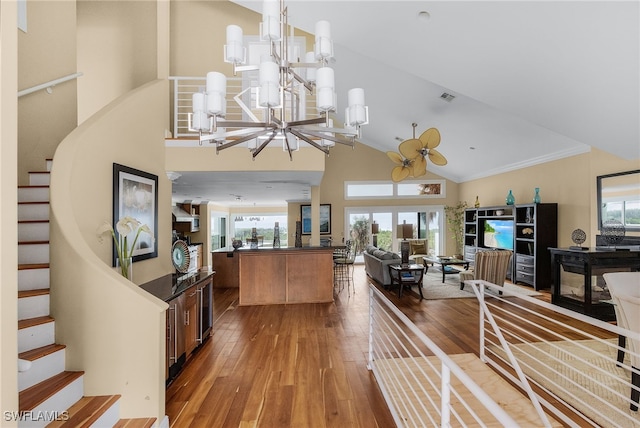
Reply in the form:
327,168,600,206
19,371,84,411
113,417,157,428
46,395,120,428
19,343,66,361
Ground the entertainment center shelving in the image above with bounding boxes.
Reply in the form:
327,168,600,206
464,203,558,290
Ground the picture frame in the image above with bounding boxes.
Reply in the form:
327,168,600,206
301,204,331,235
112,163,158,266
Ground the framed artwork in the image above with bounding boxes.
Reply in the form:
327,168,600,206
301,204,331,235
112,163,158,265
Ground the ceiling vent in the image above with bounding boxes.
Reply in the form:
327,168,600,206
440,92,456,102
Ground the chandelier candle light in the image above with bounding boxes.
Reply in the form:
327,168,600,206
188,0,369,160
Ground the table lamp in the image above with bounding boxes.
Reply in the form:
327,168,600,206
397,221,413,265
371,222,379,247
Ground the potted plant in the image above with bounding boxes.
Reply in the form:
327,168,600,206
444,201,468,258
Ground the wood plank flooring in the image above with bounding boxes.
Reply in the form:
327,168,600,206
165,265,608,427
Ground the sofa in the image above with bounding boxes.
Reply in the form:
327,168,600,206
363,240,431,286
363,245,401,286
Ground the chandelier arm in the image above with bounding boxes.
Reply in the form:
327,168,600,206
216,120,273,129
216,130,269,152
288,129,330,154
300,130,355,147
286,117,327,127
289,68,314,92
251,131,278,159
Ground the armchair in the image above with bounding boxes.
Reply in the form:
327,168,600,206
603,272,640,411
459,250,512,291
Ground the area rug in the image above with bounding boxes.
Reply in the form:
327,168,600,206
491,339,639,427
419,269,542,300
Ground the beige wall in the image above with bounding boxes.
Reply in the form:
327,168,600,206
50,80,170,421
77,0,158,124
18,0,78,185
1,0,19,418
287,141,461,252
458,149,640,248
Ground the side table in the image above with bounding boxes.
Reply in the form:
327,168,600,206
388,264,427,299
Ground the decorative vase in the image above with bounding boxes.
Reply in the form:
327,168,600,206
533,187,541,204
295,221,302,247
474,196,480,208
116,256,133,280
250,227,259,249
506,190,515,205
273,222,280,248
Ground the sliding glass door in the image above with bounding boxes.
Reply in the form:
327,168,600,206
345,206,443,258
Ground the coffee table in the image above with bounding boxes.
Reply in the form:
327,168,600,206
423,256,470,283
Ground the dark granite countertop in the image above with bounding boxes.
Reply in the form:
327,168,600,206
139,269,215,302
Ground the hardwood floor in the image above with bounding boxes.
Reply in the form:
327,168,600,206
165,265,607,427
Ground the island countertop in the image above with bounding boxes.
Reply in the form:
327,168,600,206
139,270,215,302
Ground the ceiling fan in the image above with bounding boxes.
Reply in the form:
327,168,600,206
386,123,448,182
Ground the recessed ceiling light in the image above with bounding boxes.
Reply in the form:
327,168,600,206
418,11,431,21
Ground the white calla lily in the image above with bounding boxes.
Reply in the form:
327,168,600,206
97,217,154,280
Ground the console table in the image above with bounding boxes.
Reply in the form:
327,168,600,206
549,247,640,321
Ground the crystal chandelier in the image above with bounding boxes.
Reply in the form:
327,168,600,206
188,0,369,160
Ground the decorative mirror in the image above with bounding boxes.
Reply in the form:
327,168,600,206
596,169,640,231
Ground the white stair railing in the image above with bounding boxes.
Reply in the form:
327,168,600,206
368,284,520,427
467,279,640,428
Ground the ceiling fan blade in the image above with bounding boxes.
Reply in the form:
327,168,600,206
412,157,427,177
419,128,441,149
391,165,411,182
399,138,423,159
428,149,448,166
386,151,404,165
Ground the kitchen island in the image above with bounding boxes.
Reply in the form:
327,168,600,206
212,246,336,306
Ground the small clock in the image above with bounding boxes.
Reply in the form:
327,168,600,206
171,240,190,273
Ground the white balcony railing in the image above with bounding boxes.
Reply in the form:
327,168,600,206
368,281,640,427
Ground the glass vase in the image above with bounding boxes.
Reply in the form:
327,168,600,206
506,190,515,205
117,256,133,280
533,187,541,204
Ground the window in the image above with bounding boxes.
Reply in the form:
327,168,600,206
345,206,443,256
345,180,445,199
345,182,393,199
231,214,288,247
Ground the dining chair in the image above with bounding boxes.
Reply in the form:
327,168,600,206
603,271,640,411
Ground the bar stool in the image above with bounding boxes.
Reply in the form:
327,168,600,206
333,240,355,295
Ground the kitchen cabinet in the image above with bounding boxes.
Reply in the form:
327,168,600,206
140,271,214,385
183,284,198,356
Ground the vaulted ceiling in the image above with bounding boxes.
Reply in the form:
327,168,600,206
172,1,639,206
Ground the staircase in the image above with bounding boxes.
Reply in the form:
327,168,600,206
17,159,156,428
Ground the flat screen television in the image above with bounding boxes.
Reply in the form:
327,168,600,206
483,219,514,251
